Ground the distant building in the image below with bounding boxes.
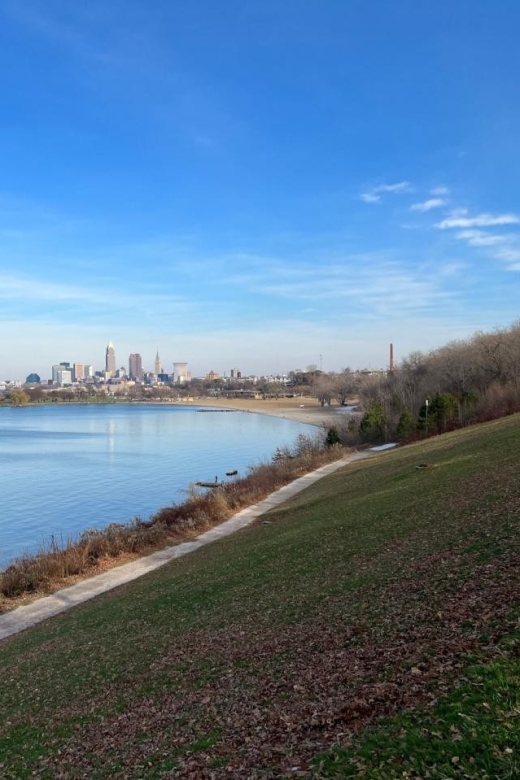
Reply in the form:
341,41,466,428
105,342,116,376
25,373,41,384
154,351,161,376
230,368,241,379
173,362,188,384
53,368,72,386
205,370,220,382
129,353,143,381
84,365,94,378
52,363,72,385
73,363,85,381
262,374,289,385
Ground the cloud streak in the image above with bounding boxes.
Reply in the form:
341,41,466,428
410,198,446,212
434,205,520,269
225,255,460,318
0,273,187,311
455,230,507,247
437,212,520,229
360,181,412,203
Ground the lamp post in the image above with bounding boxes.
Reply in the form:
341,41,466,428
425,398,429,434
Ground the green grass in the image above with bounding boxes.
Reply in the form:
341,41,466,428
0,415,518,778
314,653,520,779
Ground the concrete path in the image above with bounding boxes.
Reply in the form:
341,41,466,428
0,451,371,642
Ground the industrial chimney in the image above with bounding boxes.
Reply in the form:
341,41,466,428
389,343,394,372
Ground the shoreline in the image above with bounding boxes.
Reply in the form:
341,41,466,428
0,452,369,639
0,436,356,616
2,396,352,428
191,396,349,428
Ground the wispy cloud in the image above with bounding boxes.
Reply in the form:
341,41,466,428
377,182,412,194
435,210,520,270
359,181,412,203
435,206,520,268
225,255,459,317
0,273,187,311
437,212,520,229
498,249,520,272
494,247,520,266
410,198,447,212
430,186,450,196
455,230,507,247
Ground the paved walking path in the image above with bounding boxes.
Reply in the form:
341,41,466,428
0,451,371,642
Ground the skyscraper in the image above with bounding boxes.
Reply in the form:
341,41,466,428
105,342,116,376
154,351,161,376
73,363,85,381
129,353,143,381
173,362,188,384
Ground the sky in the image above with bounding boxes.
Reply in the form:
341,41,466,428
1,0,520,380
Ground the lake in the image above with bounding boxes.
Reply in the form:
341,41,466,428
0,404,314,567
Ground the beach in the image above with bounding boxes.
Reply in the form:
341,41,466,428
194,395,349,427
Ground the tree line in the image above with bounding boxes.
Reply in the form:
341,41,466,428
316,321,520,444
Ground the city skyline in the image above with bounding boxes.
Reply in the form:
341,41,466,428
24,336,371,385
1,2,519,378
13,338,385,384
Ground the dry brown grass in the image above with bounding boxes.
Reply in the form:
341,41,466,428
0,520,172,599
0,433,345,603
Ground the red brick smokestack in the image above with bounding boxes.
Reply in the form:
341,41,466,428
390,343,394,372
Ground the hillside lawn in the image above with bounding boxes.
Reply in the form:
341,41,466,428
0,415,518,778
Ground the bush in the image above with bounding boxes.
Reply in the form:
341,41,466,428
325,427,341,447
359,403,387,443
396,410,414,442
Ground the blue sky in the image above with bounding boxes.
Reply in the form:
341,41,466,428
1,0,520,379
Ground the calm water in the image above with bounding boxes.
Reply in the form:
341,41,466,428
0,404,313,566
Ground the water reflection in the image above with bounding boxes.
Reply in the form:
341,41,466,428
106,418,116,458
0,405,311,565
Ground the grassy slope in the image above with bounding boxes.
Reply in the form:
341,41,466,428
0,416,518,778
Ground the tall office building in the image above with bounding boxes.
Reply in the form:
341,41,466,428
52,362,72,384
73,363,85,381
129,353,143,381
51,364,72,386
173,362,188,384
154,351,161,376
105,342,116,376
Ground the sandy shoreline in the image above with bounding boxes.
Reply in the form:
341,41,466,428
18,396,354,428
191,396,349,428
